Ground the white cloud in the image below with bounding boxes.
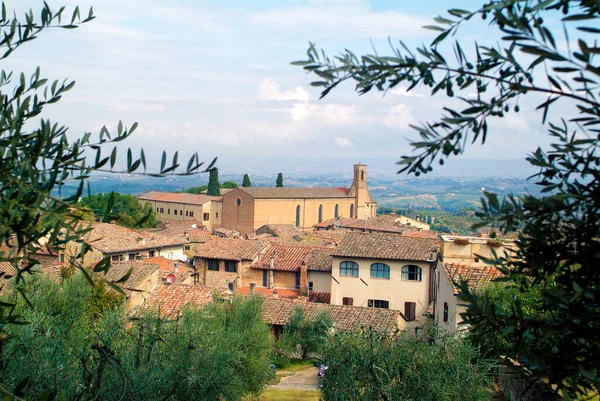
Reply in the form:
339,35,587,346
335,137,353,147
258,79,310,102
109,102,165,112
248,4,429,39
384,104,416,128
286,103,358,125
390,87,422,97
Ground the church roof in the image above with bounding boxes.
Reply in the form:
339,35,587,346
138,191,222,205
232,187,351,199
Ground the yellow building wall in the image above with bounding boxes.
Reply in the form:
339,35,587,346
440,238,517,266
395,215,431,231
142,200,222,230
252,198,355,231
330,256,433,324
308,271,331,293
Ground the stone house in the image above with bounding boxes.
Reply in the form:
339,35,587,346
330,232,438,326
194,237,269,290
100,261,160,311
59,222,188,268
138,191,222,230
221,164,377,234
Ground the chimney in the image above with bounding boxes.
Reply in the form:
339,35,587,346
269,253,275,289
299,261,308,297
272,289,278,298
174,262,179,273
250,282,256,295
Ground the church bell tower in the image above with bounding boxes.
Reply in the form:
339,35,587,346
348,164,376,218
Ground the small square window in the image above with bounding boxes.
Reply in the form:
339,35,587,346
190,211,194,217
225,261,237,273
342,297,353,306
174,209,177,215
149,250,155,257
203,213,210,221
474,257,480,263
207,260,219,271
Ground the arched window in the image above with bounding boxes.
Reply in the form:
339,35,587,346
295,205,301,227
350,204,354,218
318,204,323,223
236,198,241,207
361,170,365,180
443,302,449,323
401,265,422,281
370,263,390,279
339,261,359,277
334,204,339,218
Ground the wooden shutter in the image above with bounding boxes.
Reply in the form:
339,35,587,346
405,302,416,321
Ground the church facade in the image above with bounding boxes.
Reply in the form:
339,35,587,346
221,164,377,234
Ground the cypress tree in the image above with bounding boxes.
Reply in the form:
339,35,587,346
276,173,283,187
207,168,221,196
242,174,251,187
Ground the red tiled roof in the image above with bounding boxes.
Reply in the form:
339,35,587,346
309,291,331,304
98,261,159,293
314,216,412,235
138,191,222,205
142,256,172,271
82,222,186,254
137,284,216,317
195,237,269,261
333,232,438,262
0,261,16,279
403,229,439,239
252,244,332,272
253,244,312,271
236,286,299,299
261,298,403,332
255,224,306,239
142,221,211,240
443,263,504,294
231,187,351,199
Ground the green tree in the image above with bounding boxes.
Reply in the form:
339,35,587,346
1,275,273,400
275,308,332,361
78,192,159,228
294,0,600,396
182,185,208,194
320,327,493,401
221,181,239,189
0,2,215,395
276,173,283,187
207,168,221,196
242,174,252,187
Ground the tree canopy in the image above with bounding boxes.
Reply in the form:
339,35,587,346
207,168,221,196
276,173,284,187
242,174,252,187
78,192,158,228
295,0,600,396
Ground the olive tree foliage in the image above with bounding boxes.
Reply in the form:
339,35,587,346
1,275,273,400
294,0,600,396
0,5,214,291
319,328,493,401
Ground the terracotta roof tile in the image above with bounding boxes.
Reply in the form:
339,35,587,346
443,263,504,294
136,284,216,317
100,261,159,291
333,232,438,262
82,222,186,254
255,224,306,238
232,187,351,199
138,191,222,205
309,291,331,304
252,244,332,272
0,261,16,279
236,286,299,299
142,221,211,240
403,229,440,239
314,217,412,235
306,248,332,272
195,238,269,261
261,298,403,332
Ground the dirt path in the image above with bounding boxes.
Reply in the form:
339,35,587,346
270,366,320,391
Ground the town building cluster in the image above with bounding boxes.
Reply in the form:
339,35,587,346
1,164,517,335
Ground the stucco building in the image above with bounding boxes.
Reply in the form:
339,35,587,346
221,164,377,234
330,232,438,325
138,191,223,230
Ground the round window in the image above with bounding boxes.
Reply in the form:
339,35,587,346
236,198,241,206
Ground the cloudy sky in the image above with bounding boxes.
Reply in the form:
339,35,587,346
10,0,550,175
